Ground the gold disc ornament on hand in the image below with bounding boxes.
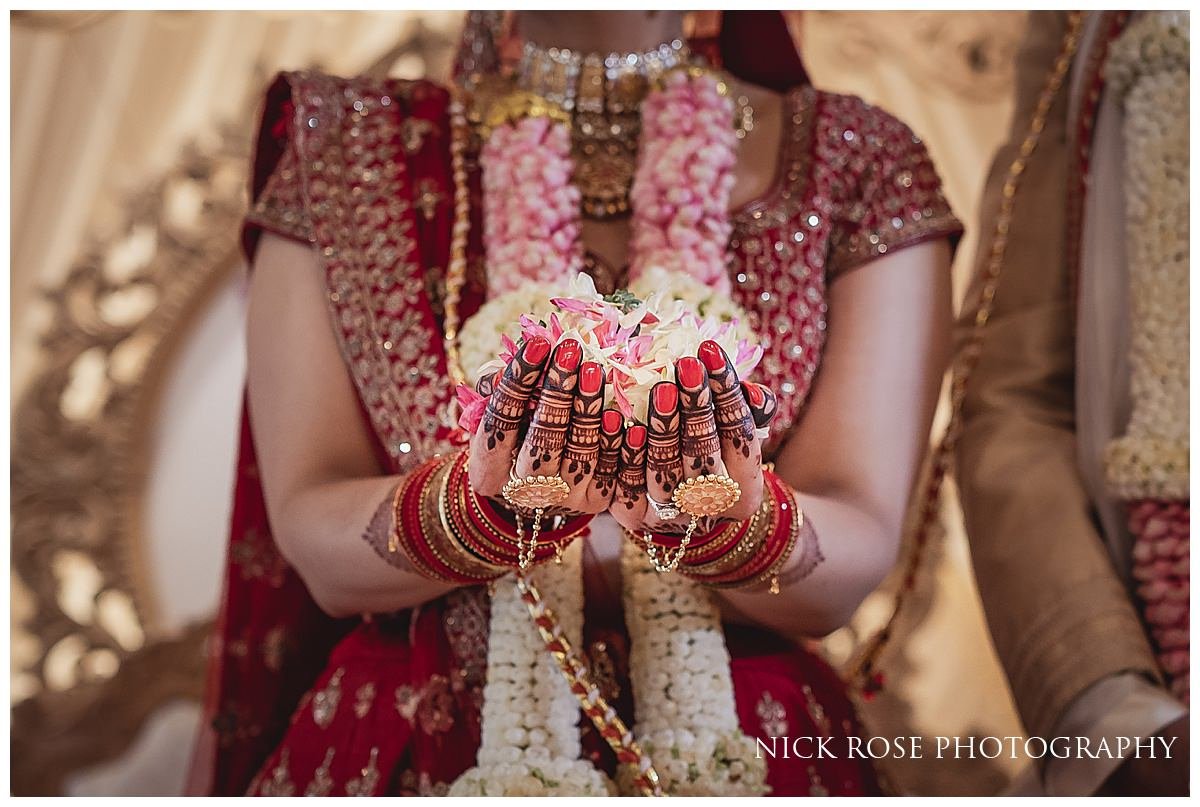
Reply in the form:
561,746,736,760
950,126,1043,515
644,474,742,574
672,474,741,518
502,467,571,511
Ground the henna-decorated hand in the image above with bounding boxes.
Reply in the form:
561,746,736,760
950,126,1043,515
469,337,619,517
609,339,778,537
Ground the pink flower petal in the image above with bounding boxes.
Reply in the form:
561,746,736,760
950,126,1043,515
455,385,489,434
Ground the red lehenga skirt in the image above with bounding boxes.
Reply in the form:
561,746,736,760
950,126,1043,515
243,542,881,797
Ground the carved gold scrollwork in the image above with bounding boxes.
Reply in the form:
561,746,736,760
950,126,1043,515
10,126,250,794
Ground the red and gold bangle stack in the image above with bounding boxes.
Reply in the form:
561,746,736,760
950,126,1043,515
443,450,592,567
392,453,502,584
677,470,801,594
391,450,592,583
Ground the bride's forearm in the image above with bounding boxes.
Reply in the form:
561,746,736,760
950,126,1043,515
268,474,458,619
714,491,897,639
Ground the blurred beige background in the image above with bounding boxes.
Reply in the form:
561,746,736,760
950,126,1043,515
11,10,1029,796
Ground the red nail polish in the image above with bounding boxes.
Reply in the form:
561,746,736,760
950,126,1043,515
524,336,550,364
677,356,704,389
698,340,725,373
580,362,602,394
554,340,582,372
745,382,765,407
602,409,623,434
627,425,647,448
653,383,678,414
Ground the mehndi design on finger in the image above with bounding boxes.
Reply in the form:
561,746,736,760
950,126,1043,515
593,409,623,499
677,357,720,473
617,425,648,511
475,368,500,399
699,340,756,459
523,340,581,471
742,381,779,429
647,382,683,496
481,336,550,452
563,361,604,485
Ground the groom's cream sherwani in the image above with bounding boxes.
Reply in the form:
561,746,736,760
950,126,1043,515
955,10,1187,796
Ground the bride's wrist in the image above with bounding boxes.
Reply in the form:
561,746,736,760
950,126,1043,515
678,470,801,592
389,451,508,584
458,453,594,568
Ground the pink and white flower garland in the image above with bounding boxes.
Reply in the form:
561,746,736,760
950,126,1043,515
482,116,583,298
630,68,738,293
453,68,769,796
1104,11,1189,703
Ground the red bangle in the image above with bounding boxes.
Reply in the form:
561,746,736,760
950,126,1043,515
681,518,750,566
686,473,796,586
687,472,795,587
394,457,464,583
445,451,592,569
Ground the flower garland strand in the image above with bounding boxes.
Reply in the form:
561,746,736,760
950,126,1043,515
1103,11,1189,703
620,540,769,795
482,115,583,299
515,571,663,796
449,541,617,796
629,68,737,293
450,65,761,796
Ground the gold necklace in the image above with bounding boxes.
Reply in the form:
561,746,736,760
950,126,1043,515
518,38,690,219
509,38,752,219
443,90,471,388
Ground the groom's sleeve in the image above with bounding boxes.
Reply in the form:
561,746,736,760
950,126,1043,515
953,10,1161,748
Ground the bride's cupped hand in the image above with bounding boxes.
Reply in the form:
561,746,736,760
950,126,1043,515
468,336,621,517
609,339,778,537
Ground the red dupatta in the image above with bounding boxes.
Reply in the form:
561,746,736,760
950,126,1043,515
190,12,809,795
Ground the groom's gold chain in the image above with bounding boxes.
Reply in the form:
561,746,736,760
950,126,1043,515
847,11,1085,694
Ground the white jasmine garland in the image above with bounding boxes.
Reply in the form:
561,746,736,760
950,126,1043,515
458,279,568,386
450,542,616,796
1103,11,1190,500
620,540,770,796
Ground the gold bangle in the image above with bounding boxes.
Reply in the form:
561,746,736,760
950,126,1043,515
715,487,802,594
386,477,407,554
758,498,802,595
420,455,506,581
678,516,745,562
435,456,507,578
681,489,772,576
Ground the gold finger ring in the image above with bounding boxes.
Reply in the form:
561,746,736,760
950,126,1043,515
672,474,741,518
502,466,570,511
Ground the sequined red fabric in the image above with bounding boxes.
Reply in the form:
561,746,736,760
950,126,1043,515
192,69,960,797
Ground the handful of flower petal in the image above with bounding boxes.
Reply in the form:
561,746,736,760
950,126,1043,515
456,271,766,434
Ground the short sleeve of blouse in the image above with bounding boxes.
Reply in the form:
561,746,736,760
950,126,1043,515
824,96,963,278
241,73,315,263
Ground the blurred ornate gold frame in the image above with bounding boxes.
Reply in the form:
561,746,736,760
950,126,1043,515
10,128,248,795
